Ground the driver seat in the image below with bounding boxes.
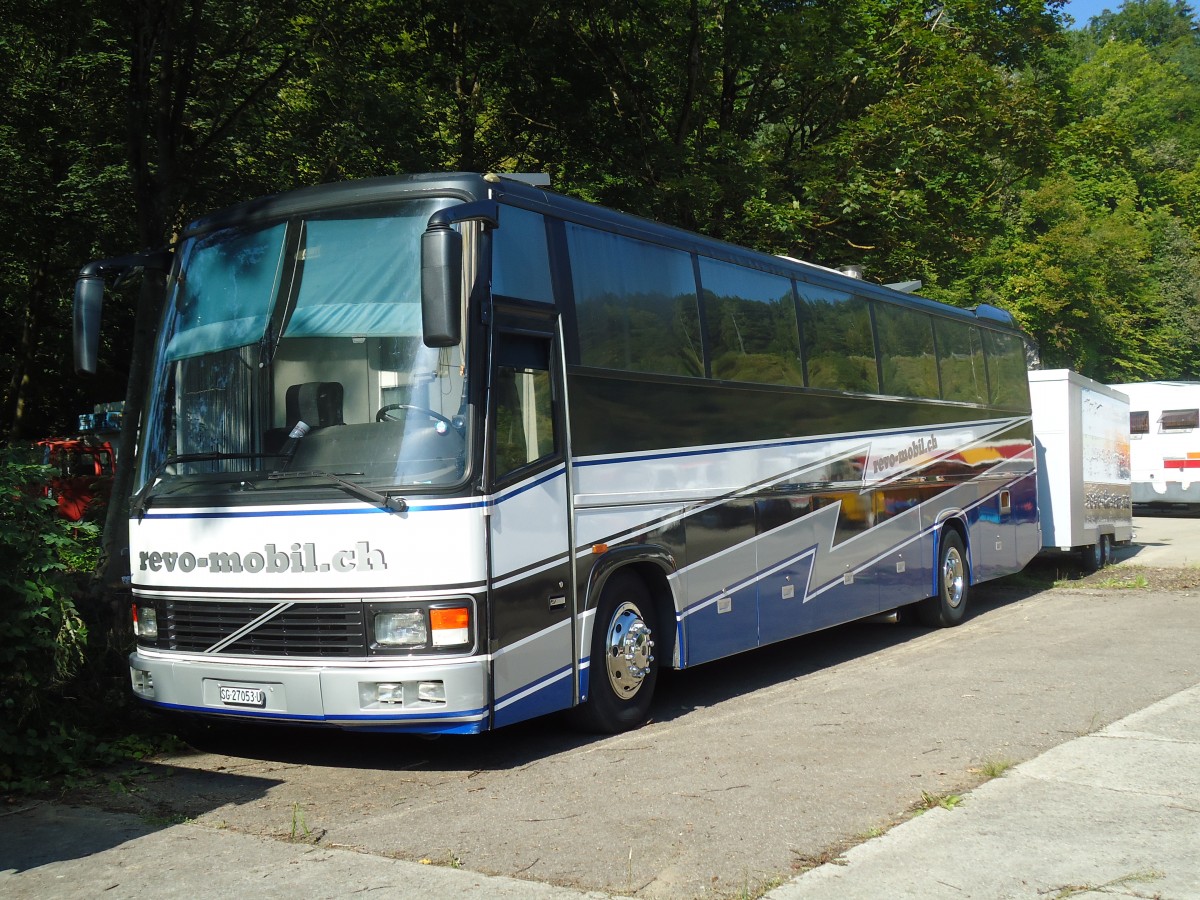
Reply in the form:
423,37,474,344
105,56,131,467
285,381,344,429
264,381,344,455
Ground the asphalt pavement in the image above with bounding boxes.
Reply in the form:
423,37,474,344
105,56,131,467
3,516,1198,899
4,678,1198,899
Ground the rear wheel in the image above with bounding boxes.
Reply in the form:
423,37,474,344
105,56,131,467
572,571,658,733
916,530,969,628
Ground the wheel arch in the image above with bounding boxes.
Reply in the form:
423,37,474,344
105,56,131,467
583,547,678,670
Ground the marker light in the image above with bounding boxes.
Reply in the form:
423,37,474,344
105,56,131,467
429,607,470,647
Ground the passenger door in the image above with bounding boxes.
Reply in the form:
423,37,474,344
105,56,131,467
486,320,575,728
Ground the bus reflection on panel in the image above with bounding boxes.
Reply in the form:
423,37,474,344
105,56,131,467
74,173,1039,735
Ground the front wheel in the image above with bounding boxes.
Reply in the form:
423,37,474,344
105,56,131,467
572,571,658,733
916,530,969,628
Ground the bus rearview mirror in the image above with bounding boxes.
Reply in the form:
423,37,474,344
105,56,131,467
421,225,462,348
73,274,105,375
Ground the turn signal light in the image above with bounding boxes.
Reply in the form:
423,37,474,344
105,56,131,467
429,606,470,647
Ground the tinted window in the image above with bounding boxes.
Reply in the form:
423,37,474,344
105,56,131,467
875,304,937,399
698,257,802,386
1161,408,1199,430
982,330,1029,408
492,206,554,304
566,224,702,376
493,335,556,480
1130,410,1149,435
934,319,986,404
796,284,878,393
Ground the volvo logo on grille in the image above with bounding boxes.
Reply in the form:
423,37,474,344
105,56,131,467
138,542,386,574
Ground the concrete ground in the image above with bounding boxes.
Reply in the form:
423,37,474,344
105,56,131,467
768,682,1200,899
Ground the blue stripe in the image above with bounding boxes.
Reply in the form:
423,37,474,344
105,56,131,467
138,696,489,726
139,466,567,521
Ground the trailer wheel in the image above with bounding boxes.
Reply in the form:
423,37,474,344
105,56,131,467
572,571,658,733
1081,533,1113,572
917,530,969,628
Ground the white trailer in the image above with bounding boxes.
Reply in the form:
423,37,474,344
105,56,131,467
1108,380,1200,509
1028,370,1133,570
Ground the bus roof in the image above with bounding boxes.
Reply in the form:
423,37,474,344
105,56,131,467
181,172,1024,335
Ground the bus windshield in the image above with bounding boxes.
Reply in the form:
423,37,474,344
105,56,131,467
136,197,469,498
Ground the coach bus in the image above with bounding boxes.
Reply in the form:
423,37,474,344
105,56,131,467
1111,380,1200,509
73,172,1040,734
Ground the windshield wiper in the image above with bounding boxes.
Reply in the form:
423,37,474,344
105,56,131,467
267,470,408,513
132,452,281,520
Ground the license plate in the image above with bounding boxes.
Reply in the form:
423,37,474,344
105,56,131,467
219,686,265,707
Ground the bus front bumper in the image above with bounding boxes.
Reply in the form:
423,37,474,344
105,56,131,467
128,650,491,734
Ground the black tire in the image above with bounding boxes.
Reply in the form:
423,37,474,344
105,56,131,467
1099,533,1112,568
572,571,659,734
916,530,970,628
1080,539,1103,573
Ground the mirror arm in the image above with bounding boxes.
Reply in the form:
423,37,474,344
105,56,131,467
427,200,499,231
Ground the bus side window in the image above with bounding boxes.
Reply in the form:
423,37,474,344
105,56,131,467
934,319,986,404
876,305,937,399
493,334,557,481
796,284,879,393
492,206,554,304
982,330,1030,408
565,223,702,377
697,257,803,387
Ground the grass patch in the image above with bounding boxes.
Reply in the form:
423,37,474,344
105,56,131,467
913,790,962,814
1091,573,1150,590
974,756,1016,778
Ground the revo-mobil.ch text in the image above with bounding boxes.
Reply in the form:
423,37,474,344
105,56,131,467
138,542,386,574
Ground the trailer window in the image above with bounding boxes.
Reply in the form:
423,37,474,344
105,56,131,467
1160,408,1199,431
1130,410,1149,435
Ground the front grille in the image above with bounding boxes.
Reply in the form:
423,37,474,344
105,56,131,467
164,599,367,656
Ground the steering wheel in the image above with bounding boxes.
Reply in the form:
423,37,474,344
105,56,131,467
376,404,454,427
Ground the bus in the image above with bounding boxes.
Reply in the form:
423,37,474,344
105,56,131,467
1110,381,1200,509
73,172,1040,735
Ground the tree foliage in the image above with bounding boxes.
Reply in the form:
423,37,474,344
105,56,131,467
1,0,1199,436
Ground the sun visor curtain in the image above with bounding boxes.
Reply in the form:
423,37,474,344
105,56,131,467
166,223,288,361
165,197,458,360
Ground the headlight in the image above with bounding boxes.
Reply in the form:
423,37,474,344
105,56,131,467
133,604,158,640
374,610,426,647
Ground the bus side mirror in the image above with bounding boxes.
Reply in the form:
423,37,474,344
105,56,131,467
421,224,462,348
73,250,172,375
74,273,106,375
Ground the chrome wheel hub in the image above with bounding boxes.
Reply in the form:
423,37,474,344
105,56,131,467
943,547,965,609
604,602,655,699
